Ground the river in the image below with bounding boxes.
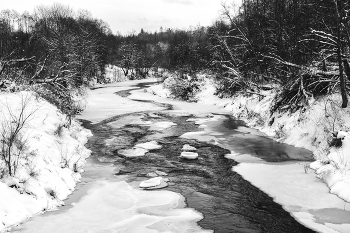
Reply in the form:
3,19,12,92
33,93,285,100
12,79,325,233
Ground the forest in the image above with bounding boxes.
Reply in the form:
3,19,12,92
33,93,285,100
1,0,350,116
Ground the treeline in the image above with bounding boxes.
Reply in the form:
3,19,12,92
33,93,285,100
104,26,211,80
108,0,350,111
2,1,350,115
229,0,350,111
0,4,111,119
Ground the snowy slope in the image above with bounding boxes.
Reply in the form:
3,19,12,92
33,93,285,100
0,91,92,232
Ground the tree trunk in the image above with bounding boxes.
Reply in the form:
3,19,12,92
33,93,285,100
343,59,350,81
335,0,348,108
322,60,327,72
338,58,347,108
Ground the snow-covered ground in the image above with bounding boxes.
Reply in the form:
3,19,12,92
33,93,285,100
146,77,350,233
0,91,92,232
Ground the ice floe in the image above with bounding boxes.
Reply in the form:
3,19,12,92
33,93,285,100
135,141,162,150
149,121,177,131
118,141,162,157
182,144,197,151
146,170,168,177
139,177,163,188
118,148,149,157
139,177,170,190
180,152,199,160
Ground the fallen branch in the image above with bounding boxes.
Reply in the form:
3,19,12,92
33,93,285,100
263,55,339,77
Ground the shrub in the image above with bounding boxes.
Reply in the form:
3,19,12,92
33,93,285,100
214,73,251,98
165,73,200,102
0,94,39,176
32,84,87,126
275,124,287,139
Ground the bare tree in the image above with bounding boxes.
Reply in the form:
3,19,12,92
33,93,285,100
0,95,40,176
117,42,140,78
307,0,350,108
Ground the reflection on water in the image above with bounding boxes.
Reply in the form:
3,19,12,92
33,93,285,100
203,114,314,162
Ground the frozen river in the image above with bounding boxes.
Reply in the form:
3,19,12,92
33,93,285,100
12,79,350,233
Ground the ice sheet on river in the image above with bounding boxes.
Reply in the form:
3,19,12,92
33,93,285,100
234,163,350,233
149,121,177,131
77,79,164,124
14,179,211,233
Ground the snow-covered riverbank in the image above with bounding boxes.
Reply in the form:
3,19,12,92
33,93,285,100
146,77,350,233
0,91,92,232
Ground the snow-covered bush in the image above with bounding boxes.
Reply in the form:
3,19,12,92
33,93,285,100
32,85,88,126
213,74,251,98
310,131,350,202
164,73,203,102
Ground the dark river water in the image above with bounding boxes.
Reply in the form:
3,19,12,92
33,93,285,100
79,83,315,233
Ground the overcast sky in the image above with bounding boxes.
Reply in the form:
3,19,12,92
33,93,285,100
1,0,242,34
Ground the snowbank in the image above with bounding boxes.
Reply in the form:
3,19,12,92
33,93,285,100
310,131,350,203
0,91,92,231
